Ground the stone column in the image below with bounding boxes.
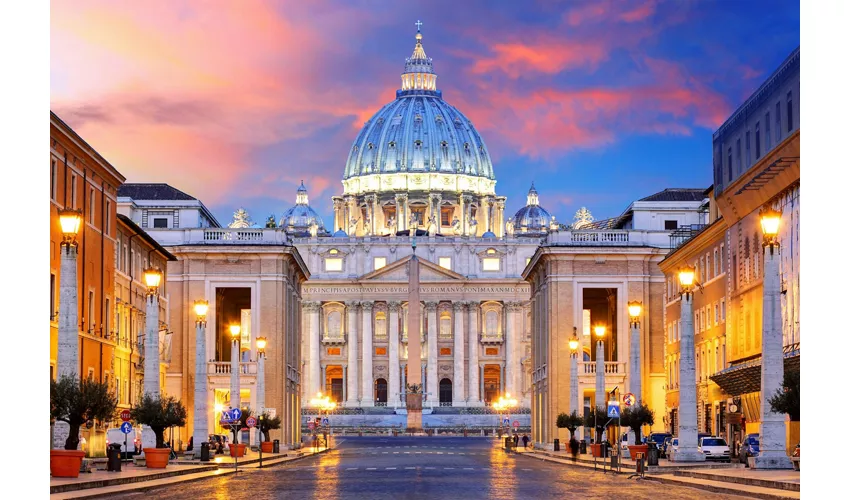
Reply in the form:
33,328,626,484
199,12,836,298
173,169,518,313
388,301,401,406
505,302,517,396
342,365,347,402
570,350,579,415
306,301,321,398
345,301,360,406
754,245,793,468
57,243,79,380
406,254,422,429
321,365,327,395
463,195,473,236
332,197,344,233
193,320,208,458
467,302,481,405
255,350,265,447
452,302,466,405
481,196,491,233
230,333,240,411
674,291,706,462
425,301,439,403
630,316,642,405
144,294,161,397
595,338,604,411
361,301,375,406
495,198,506,238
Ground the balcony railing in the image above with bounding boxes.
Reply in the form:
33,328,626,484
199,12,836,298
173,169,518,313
579,361,626,376
321,334,347,345
546,230,673,248
208,361,257,375
143,228,290,246
480,333,504,345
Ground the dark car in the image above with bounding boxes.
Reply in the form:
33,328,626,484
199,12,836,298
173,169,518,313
738,433,760,466
648,432,672,457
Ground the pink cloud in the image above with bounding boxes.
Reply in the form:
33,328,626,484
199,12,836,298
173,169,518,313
470,36,609,77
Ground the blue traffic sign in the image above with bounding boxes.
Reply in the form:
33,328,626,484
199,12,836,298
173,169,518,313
322,417,329,426
120,422,133,434
607,403,621,418
503,418,510,426
231,408,242,421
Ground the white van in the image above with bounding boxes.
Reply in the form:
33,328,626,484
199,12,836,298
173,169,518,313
106,426,141,455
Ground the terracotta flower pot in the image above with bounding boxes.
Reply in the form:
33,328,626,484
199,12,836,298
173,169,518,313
261,441,273,453
144,448,171,468
590,443,605,458
229,443,247,457
628,444,649,461
51,449,86,478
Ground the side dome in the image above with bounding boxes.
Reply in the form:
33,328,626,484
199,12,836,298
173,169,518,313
512,183,554,236
280,181,326,236
342,26,495,187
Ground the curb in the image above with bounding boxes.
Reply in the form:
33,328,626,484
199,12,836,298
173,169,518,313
50,465,219,494
645,475,800,500
673,469,800,492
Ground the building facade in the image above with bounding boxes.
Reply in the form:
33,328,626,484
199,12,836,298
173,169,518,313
709,47,800,452
524,189,707,448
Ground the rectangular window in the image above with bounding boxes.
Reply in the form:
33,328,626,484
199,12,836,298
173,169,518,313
714,303,719,326
775,102,782,141
105,201,111,235
50,273,56,320
71,175,77,209
485,347,499,356
88,290,95,333
720,244,725,273
373,257,387,270
325,258,343,272
482,257,500,271
327,347,341,356
152,218,168,228
699,257,705,280
438,257,451,270
727,148,732,183
765,112,771,149
755,122,761,159
736,139,741,173
664,220,678,230
105,299,111,338
439,347,452,356
678,320,682,340
51,159,57,201
745,130,751,166
375,347,387,356
713,249,719,276
786,91,793,132
89,188,95,223
721,298,726,321
440,207,452,226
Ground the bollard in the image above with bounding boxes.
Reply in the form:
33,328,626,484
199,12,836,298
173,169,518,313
273,439,280,453
553,438,560,452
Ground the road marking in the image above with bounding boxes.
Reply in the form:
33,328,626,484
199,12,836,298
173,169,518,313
448,452,454,455
382,452,388,454
522,468,533,471
405,467,416,470
444,467,455,470
386,467,397,470
393,452,399,454
425,467,435,470
367,467,377,470
464,467,474,470
404,452,410,454
346,468,358,470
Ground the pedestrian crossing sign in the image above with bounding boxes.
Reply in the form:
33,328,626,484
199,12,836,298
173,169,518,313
607,402,621,418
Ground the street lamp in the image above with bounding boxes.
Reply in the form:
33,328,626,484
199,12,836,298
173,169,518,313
229,324,241,415
57,208,83,381
593,325,607,445
628,301,642,409
309,392,336,450
255,337,268,449
672,266,705,462
754,207,792,469
493,393,518,437
193,300,209,459
142,267,164,398
569,328,580,428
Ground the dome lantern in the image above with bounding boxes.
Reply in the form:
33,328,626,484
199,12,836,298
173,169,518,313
280,181,326,236
401,21,438,94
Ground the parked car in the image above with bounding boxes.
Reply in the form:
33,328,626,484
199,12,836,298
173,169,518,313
106,426,142,456
698,436,731,462
648,432,671,456
738,433,760,466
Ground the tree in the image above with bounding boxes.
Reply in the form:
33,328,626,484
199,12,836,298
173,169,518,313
258,411,282,442
583,406,607,443
621,403,655,444
769,366,800,421
130,394,187,449
50,375,118,451
556,411,583,440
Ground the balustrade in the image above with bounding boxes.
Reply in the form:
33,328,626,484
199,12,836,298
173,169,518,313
579,361,626,375
207,361,258,375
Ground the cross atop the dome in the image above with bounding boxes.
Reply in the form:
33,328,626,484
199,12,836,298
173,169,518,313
415,20,422,32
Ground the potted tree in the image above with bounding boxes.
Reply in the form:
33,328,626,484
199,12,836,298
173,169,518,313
556,411,583,458
622,403,655,461
130,394,187,468
258,411,281,453
584,407,608,458
769,366,800,457
50,375,118,477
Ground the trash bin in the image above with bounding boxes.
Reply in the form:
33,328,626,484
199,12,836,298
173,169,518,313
107,443,122,472
553,438,560,451
504,437,512,451
580,440,587,454
273,439,280,453
647,442,659,466
200,442,210,462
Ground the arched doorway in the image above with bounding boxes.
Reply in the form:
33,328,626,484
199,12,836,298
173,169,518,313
375,378,388,405
439,378,452,405
483,365,502,404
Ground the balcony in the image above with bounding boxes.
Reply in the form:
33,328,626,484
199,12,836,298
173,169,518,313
479,333,504,345
578,361,627,384
321,334,347,345
144,227,290,246
207,361,257,375
545,230,673,248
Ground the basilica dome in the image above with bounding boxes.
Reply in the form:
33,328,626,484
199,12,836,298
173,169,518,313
280,181,326,236
341,27,496,195
511,183,554,236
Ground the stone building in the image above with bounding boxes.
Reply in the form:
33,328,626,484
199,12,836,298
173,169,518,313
523,189,707,448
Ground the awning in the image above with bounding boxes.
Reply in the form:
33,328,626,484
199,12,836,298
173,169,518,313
710,343,799,396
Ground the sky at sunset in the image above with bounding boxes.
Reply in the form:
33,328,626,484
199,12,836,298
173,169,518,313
50,0,800,227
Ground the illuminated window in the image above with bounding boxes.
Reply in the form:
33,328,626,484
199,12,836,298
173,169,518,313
482,258,500,271
439,257,451,270
440,347,452,356
374,257,387,270
485,347,499,356
327,347,341,356
375,347,387,356
486,248,496,254
329,249,338,255
583,309,591,337
325,258,343,272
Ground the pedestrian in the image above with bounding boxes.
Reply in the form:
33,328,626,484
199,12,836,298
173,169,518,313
522,434,529,449
513,434,519,448
187,435,194,452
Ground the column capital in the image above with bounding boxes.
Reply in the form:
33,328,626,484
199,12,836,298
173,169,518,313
364,193,378,203
424,301,439,311
505,301,523,311
302,301,321,312
461,193,473,204
452,301,466,312
395,193,408,202
466,300,480,310
387,301,402,312
360,300,375,311
345,300,361,309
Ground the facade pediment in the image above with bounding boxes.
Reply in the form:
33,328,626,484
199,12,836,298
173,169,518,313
358,255,464,282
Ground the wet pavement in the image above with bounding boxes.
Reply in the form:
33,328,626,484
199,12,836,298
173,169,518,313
110,437,749,499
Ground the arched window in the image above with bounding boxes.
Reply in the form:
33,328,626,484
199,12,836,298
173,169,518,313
375,378,388,404
439,378,452,405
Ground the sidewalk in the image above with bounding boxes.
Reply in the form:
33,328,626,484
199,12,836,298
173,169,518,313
50,447,330,498
515,447,800,500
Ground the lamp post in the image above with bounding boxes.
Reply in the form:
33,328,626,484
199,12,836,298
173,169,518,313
193,300,209,459
255,336,267,449
309,392,336,450
673,265,705,462
142,267,163,397
57,209,82,380
594,324,606,444
494,393,518,438
628,301,642,406
229,324,241,419
754,208,793,469
569,329,580,417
